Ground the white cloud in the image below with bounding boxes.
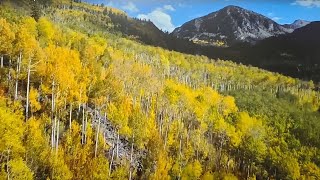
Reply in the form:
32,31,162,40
121,2,139,13
272,17,282,21
291,0,320,7
137,8,176,32
177,3,191,8
267,12,274,16
163,5,175,11
267,12,282,22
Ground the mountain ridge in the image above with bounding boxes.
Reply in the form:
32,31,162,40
172,5,293,46
283,19,311,30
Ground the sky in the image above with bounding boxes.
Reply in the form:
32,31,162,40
85,0,320,32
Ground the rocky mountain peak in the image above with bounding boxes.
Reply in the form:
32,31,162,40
172,5,292,46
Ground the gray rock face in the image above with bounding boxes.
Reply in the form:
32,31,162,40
88,107,145,169
172,5,292,46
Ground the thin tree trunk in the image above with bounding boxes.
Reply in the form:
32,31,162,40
129,135,134,180
25,58,31,121
116,129,120,159
51,80,55,149
78,90,82,113
164,125,168,150
14,53,21,100
7,58,11,97
84,111,88,144
54,116,57,148
69,103,72,130
6,150,10,180
94,115,101,158
103,132,106,149
56,118,60,155
178,135,182,180
0,55,3,68
81,103,85,144
109,143,115,176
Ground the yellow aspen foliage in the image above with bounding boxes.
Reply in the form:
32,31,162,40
49,151,73,180
236,112,267,161
37,17,55,45
25,117,50,174
0,96,25,156
164,81,181,104
201,171,215,180
223,173,238,180
182,160,203,180
171,162,181,178
62,121,96,179
29,87,41,113
219,96,238,116
111,166,129,180
1,3,320,179
83,36,107,64
214,118,241,147
37,45,84,107
301,162,320,179
150,151,172,180
167,120,184,149
6,158,33,180
107,97,132,136
92,155,111,180
237,112,265,139
129,105,157,148
0,18,15,55
21,17,38,36
281,154,301,180
159,53,170,74
15,19,38,59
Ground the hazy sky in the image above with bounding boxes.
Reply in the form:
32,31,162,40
86,0,320,32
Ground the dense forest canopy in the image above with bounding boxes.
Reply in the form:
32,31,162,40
0,0,319,179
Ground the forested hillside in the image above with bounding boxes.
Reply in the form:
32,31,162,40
0,0,320,179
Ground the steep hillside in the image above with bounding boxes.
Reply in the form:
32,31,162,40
0,1,320,180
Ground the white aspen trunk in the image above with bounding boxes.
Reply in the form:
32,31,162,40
14,53,21,100
69,103,72,130
129,135,134,180
51,121,55,149
25,58,31,121
78,90,82,113
116,129,120,159
109,143,115,176
164,125,169,150
84,111,88,144
178,135,182,180
94,116,101,158
81,103,85,144
56,118,60,155
103,132,106,149
7,58,11,95
52,116,57,149
0,55,3,68
51,80,55,149
6,150,10,180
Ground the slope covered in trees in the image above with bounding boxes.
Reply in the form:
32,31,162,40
0,1,320,179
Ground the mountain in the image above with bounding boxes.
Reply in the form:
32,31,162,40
1,1,320,179
283,19,311,30
230,21,320,82
168,22,320,83
172,5,292,46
